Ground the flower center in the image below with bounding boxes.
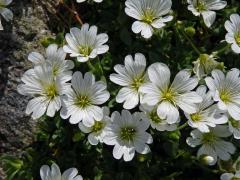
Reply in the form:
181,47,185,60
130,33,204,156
75,95,91,108
149,111,162,124
162,89,175,103
79,46,92,57
142,8,155,24
91,121,104,133
131,77,144,90
219,90,231,103
120,127,136,142
196,0,206,12
230,118,240,128
190,113,202,122
235,33,240,45
45,84,58,99
202,132,217,144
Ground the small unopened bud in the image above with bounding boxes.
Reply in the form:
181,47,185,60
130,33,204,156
185,27,196,37
200,155,215,166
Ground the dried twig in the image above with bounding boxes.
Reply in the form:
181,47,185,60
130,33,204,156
59,0,83,25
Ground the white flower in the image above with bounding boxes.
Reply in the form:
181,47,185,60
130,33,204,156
187,125,236,165
40,163,83,180
78,107,110,145
228,116,240,139
140,63,202,124
221,172,240,180
205,69,240,120
60,71,110,127
225,14,240,54
125,0,173,39
0,0,13,30
193,53,224,79
140,104,179,131
103,110,153,162
185,85,228,133
187,0,227,28
17,65,71,119
28,44,74,79
63,24,109,62
110,53,148,109
76,0,103,3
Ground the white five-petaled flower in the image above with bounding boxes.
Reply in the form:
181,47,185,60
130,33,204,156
0,0,13,30
185,85,228,133
76,0,103,3
187,0,227,28
60,71,110,127
220,172,240,180
125,0,173,39
40,163,83,180
28,44,74,79
140,104,179,131
139,63,202,124
17,65,71,119
228,116,240,140
225,14,240,54
186,125,236,166
110,53,149,109
205,69,240,120
78,107,110,145
103,110,153,162
63,24,109,62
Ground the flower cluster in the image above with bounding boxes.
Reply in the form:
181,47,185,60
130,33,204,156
16,0,240,179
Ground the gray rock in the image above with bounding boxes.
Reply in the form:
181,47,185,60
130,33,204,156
0,0,55,178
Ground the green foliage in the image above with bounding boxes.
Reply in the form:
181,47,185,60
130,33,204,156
2,0,240,179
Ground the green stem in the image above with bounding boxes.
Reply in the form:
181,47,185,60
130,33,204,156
176,122,188,131
178,27,201,55
215,44,230,55
87,60,96,72
97,57,104,76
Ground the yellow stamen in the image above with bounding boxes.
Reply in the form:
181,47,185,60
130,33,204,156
120,127,136,142
235,33,240,45
75,95,90,108
142,8,155,24
131,77,144,90
91,121,104,133
219,90,231,103
79,46,92,57
45,84,58,99
190,113,202,122
196,0,206,12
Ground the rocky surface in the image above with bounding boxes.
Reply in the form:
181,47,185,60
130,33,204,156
0,0,55,178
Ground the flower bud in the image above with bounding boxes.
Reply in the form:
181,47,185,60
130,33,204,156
185,27,196,37
200,155,215,166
